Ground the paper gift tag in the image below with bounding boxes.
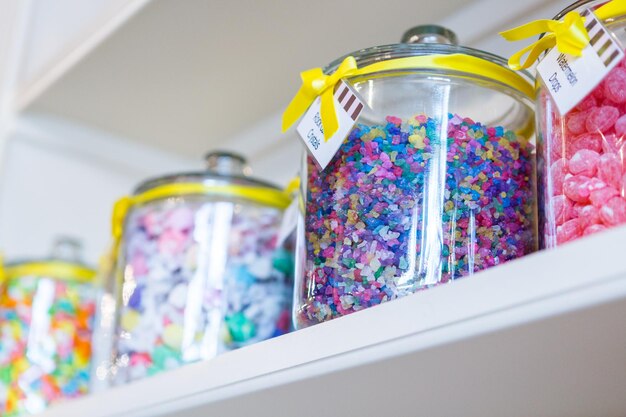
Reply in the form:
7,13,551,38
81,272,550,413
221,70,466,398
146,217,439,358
537,8,624,116
296,80,364,170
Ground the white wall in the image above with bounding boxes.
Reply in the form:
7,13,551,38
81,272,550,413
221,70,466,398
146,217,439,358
0,114,198,264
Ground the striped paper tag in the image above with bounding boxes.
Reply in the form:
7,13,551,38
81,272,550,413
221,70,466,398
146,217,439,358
537,8,624,115
296,80,364,170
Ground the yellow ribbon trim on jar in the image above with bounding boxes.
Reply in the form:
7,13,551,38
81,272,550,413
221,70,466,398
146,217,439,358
3,261,96,283
111,182,292,251
500,0,626,70
282,54,534,141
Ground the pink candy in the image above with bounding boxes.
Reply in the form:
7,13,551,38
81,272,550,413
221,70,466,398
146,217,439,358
550,159,568,196
566,111,588,135
164,207,194,231
557,219,582,244
563,175,592,203
568,149,599,177
598,153,623,189
586,106,619,133
583,224,607,236
590,186,620,208
575,94,597,111
551,195,574,225
614,114,626,137
568,133,602,157
604,67,626,103
157,229,187,255
541,55,626,247
600,196,626,225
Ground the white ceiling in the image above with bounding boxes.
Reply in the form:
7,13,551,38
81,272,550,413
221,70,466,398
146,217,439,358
20,0,575,162
24,0,476,158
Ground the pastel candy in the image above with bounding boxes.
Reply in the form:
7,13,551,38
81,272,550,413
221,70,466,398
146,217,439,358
576,204,601,229
121,310,141,331
549,129,564,160
590,186,619,208
583,224,608,236
0,277,95,416
550,159,569,196
157,229,187,255
162,324,183,350
600,196,626,225
601,133,622,154
556,219,582,244
551,195,574,225
165,207,194,231
568,133,602,157
598,153,622,189
167,283,187,309
563,175,592,203
299,113,535,326
614,114,626,137
541,63,626,247
604,67,626,103
586,106,619,133
568,149,599,177
113,198,293,385
566,110,589,135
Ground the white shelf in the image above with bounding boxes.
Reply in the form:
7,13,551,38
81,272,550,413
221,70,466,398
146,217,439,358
41,226,626,417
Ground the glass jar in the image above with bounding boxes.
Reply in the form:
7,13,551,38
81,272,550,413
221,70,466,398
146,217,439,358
537,0,626,247
292,26,537,328
98,152,294,385
0,239,96,416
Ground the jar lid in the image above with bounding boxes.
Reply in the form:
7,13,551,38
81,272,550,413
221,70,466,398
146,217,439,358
134,151,280,195
553,0,596,20
324,25,533,99
3,237,96,284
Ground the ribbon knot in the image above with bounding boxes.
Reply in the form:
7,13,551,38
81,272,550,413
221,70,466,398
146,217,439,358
282,56,358,141
500,11,589,70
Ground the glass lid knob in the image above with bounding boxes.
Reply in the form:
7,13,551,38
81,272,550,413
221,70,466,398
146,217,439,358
205,151,250,176
401,25,458,45
51,236,83,263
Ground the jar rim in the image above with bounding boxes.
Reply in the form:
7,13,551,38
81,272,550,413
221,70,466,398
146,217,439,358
133,171,281,196
553,0,596,20
324,43,533,84
2,260,96,283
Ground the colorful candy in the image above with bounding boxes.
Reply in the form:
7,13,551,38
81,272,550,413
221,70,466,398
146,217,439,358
0,276,95,416
104,200,293,384
539,54,626,246
295,113,535,327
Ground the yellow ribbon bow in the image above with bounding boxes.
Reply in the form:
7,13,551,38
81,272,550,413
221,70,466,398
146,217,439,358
501,0,626,70
282,56,358,141
500,11,589,70
0,253,5,286
112,196,132,241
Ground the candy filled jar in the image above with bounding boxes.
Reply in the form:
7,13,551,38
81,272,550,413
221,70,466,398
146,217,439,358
287,26,538,328
0,239,96,416
97,152,294,385
534,0,626,247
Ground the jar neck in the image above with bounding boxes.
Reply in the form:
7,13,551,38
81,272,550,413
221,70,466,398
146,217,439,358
50,237,83,263
204,151,249,177
323,43,531,82
554,0,604,20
